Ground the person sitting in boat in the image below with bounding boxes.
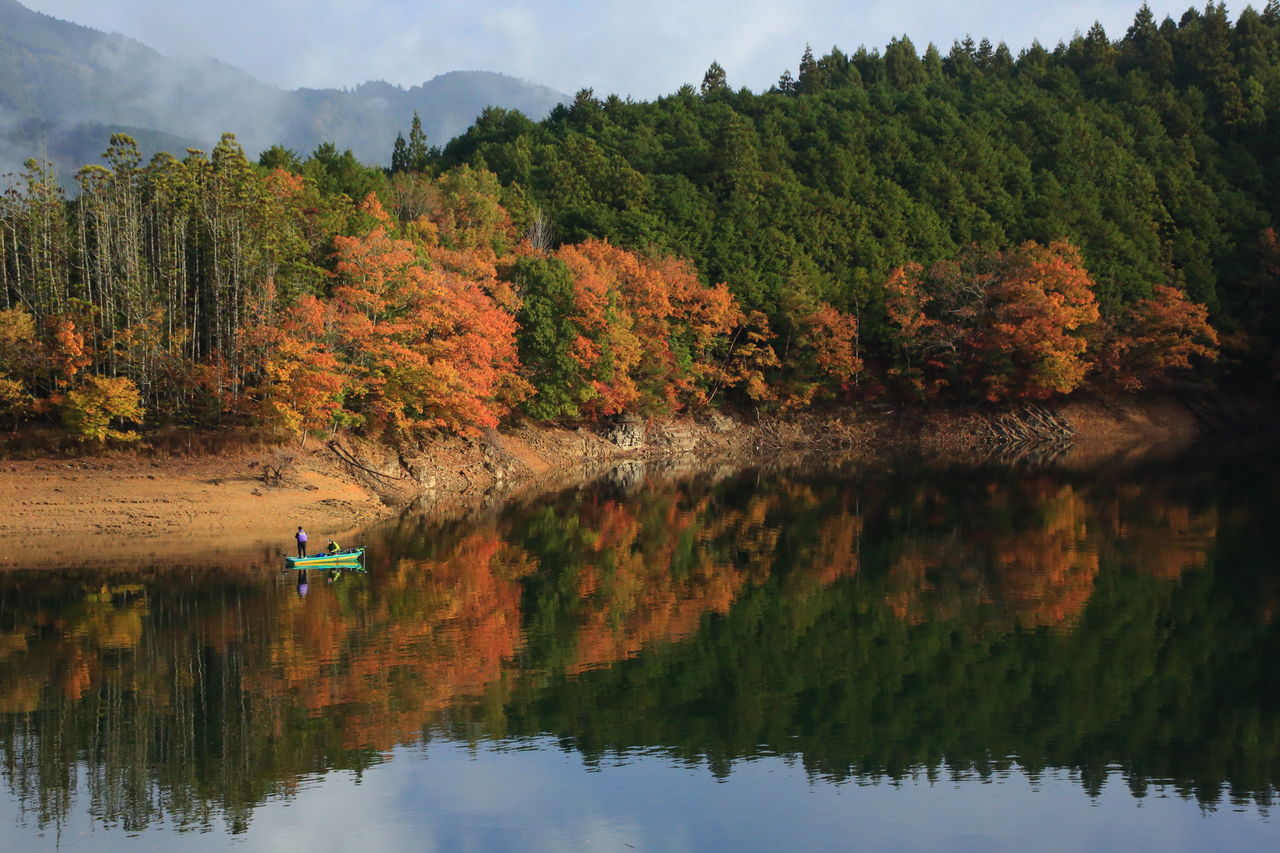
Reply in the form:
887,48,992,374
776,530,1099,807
326,539,341,554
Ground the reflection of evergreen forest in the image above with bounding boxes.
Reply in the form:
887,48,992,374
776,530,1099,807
1,451,1278,832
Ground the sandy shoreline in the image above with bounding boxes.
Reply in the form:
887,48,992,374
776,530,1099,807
0,445,391,568
0,394,1238,569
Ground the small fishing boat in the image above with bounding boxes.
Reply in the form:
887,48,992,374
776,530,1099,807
285,546,366,569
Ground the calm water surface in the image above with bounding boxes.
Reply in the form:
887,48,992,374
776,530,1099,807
1,445,1277,851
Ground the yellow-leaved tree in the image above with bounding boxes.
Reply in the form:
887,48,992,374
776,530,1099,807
61,376,144,443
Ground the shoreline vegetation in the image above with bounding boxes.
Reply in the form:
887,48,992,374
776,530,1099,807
0,391,1261,569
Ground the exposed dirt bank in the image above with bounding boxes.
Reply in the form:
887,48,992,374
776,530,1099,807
0,393,1268,569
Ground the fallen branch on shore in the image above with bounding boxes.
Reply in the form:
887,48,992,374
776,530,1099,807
327,441,406,482
975,403,1074,445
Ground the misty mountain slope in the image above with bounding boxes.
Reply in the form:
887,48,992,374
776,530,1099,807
276,72,571,163
0,0,278,137
2,117,206,171
0,0,568,176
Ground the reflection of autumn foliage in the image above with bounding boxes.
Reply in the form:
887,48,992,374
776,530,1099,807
887,482,1099,630
243,533,536,750
3,459,1262,839
0,585,146,712
882,475,1223,631
556,479,868,673
988,484,1099,629
0,470,1226,742
1104,485,1218,579
565,494,752,673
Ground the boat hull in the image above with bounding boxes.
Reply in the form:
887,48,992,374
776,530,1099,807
285,547,365,569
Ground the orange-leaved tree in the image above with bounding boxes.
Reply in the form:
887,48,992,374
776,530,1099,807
713,310,781,406
246,294,351,440
0,307,41,424
974,240,1100,402
1091,284,1219,390
646,253,743,408
883,262,948,398
48,314,94,391
548,240,747,418
327,196,523,435
556,239,645,416
881,243,1099,401
790,302,862,406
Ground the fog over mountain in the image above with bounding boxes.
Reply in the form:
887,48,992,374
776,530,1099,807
0,0,569,177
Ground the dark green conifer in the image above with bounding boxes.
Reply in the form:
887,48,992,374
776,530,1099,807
391,132,408,173
407,112,429,172
701,61,728,96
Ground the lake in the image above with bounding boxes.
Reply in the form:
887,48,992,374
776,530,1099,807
1,442,1276,851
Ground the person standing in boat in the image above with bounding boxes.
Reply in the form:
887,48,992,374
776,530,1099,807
295,526,308,557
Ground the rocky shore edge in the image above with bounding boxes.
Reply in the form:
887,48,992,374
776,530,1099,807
0,392,1266,569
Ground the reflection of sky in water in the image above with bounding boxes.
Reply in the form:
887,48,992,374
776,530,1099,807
2,739,1270,852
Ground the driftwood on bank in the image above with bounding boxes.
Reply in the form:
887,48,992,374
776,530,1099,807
327,440,406,482
972,403,1075,466
974,402,1074,444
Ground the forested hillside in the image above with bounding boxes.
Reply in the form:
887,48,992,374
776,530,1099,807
439,3,1279,385
1,4,1277,444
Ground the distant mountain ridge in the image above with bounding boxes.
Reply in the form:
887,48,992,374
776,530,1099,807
0,0,569,176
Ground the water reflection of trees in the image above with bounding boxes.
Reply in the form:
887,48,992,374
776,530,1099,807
1,454,1276,833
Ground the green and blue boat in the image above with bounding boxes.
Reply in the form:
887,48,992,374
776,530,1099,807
285,546,366,570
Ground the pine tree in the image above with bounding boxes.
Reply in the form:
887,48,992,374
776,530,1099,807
391,132,409,173
701,61,729,96
885,36,926,87
407,112,429,173
797,45,820,93
258,145,301,172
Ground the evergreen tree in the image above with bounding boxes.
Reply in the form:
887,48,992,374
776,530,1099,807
701,61,729,96
390,132,409,173
407,112,430,173
797,45,821,93
885,36,926,87
258,144,301,172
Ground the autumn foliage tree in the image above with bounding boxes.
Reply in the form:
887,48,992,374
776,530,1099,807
0,307,40,422
245,293,349,439
323,196,524,436
977,241,1101,402
881,241,1102,402
60,375,144,443
779,302,863,407
882,263,939,396
1092,284,1219,390
544,239,743,419
0,117,1242,442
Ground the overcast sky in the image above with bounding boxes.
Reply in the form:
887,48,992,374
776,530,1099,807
21,1,1216,98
